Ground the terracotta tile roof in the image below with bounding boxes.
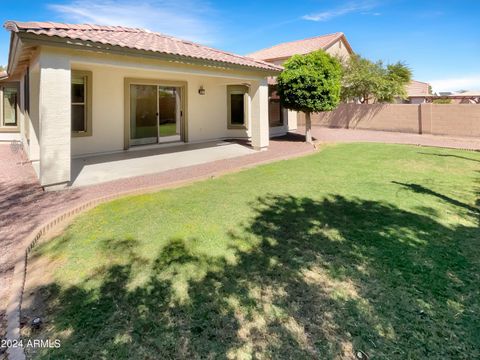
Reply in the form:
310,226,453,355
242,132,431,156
4,21,282,72
406,80,430,97
247,32,349,61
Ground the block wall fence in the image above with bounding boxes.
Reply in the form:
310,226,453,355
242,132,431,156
297,104,480,138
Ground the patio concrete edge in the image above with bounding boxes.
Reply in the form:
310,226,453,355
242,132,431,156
5,146,316,360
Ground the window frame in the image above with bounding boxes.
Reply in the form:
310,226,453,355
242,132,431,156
24,68,30,140
0,82,20,131
268,84,284,128
71,70,92,137
227,85,248,130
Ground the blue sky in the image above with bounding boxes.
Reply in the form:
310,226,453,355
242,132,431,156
1,0,479,92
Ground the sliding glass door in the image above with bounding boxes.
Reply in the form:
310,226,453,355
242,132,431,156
130,84,182,146
158,87,181,142
130,85,158,145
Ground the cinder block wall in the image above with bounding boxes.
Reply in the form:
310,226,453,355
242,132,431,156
430,104,480,137
297,103,480,138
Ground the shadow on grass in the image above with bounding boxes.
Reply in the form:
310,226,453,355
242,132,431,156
418,152,480,163
24,194,480,359
392,181,480,216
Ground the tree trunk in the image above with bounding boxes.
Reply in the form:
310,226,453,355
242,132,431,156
305,112,313,144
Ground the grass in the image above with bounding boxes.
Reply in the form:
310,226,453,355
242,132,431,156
133,123,178,139
159,122,178,137
24,143,480,359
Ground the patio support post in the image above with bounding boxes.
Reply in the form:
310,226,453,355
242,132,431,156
250,78,269,151
38,50,71,188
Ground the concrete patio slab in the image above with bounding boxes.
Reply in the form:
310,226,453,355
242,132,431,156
71,141,256,187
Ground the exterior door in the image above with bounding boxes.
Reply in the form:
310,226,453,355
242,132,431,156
129,84,183,146
130,84,158,145
158,86,181,142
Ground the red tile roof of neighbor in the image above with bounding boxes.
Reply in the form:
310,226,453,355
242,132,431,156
406,80,430,97
4,21,282,72
247,32,351,61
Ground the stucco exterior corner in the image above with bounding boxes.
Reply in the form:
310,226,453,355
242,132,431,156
38,50,71,187
250,79,270,150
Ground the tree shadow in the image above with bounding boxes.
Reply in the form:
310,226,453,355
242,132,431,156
392,180,480,216
23,194,479,359
418,152,480,163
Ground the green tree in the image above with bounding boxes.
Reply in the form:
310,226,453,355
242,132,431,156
341,55,412,104
277,50,342,143
432,98,452,104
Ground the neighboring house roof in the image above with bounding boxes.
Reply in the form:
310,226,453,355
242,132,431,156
4,21,282,72
452,90,480,96
406,80,430,97
247,32,353,61
0,70,7,79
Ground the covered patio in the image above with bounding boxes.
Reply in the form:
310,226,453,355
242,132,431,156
70,140,256,187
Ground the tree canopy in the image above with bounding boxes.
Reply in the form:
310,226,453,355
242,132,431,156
276,50,342,113
341,55,412,104
276,50,342,143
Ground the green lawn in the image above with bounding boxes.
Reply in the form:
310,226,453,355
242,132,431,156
24,143,480,359
159,122,178,137
133,123,178,139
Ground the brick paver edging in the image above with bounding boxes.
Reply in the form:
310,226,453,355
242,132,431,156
5,147,317,360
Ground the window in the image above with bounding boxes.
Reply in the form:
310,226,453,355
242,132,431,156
268,85,284,127
71,70,92,136
0,82,19,131
227,85,248,129
0,83,19,128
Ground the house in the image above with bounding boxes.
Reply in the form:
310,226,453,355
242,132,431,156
451,91,480,104
402,85,480,104
0,21,283,189
434,90,480,104
398,80,431,104
247,33,354,133
247,32,353,65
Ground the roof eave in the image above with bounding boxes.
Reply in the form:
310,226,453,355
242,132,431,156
6,32,21,75
16,31,281,75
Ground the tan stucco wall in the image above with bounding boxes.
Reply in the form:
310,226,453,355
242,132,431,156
16,45,270,186
250,79,269,150
268,108,297,136
27,53,41,169
38,50,71,186
325,39,352,61
298,103,480,137
268,39,352,66
56,48,270,157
